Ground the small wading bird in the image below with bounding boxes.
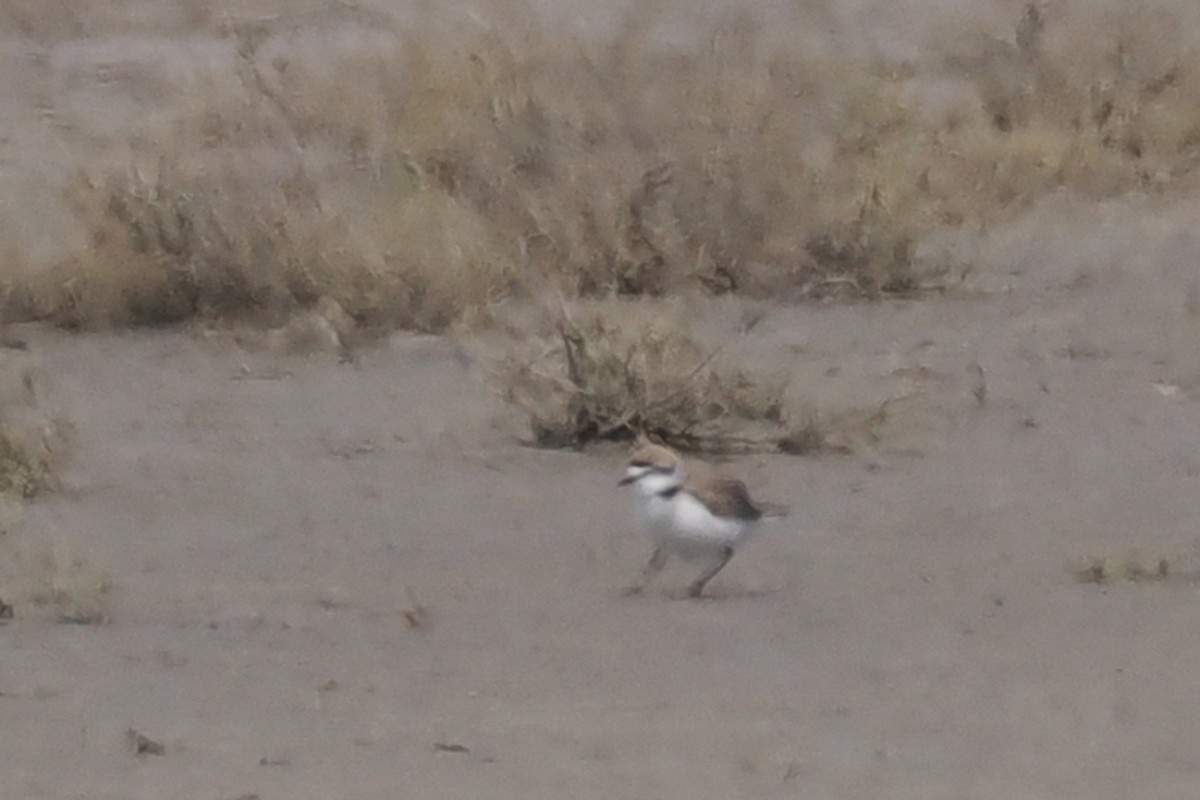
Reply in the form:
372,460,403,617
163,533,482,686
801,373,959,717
618,443,785,598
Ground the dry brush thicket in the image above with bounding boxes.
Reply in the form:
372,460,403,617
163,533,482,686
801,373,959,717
495,306,808,452
5,4,1200,448
8,5,1200,330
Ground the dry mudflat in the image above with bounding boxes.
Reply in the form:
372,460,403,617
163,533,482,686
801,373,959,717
6,195,1200,799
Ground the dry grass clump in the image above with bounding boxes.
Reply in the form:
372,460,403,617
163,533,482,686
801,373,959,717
8,4,1200,331
1072,551,1200,586
25,540,113,624
253,16,937,300
0,352,84,623
0,353,68,500
933,4,1200,208
497,308,807,452
0,526,111,625
12,159,511,333
0,427,51,500
0,10,935,330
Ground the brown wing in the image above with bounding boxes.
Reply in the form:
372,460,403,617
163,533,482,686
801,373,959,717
685,477,763,522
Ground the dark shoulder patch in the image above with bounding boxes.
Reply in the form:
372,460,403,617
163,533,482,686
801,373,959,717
705,479,763,521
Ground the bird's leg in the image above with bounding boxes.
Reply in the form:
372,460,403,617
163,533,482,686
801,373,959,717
687,546,734,598
623,546,668,595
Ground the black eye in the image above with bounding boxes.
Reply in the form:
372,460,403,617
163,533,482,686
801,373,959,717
629,460,650,468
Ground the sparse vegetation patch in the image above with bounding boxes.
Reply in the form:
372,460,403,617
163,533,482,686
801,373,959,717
1072,553,1199,586
28,541,113,624
8,5,1200,333
0,427,50,500
497,309,812,452
0,356,67,501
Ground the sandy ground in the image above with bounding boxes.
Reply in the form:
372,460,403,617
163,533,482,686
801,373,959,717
6,2,1200,799
5,194,1200,799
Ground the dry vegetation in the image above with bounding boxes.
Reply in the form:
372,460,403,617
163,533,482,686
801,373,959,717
0,352,67,501
0,427,50,500
496,306,807,451
0,349,82,622
25,539,113,624
0,530,113,625
1072,550,1200,586
7,4,1200,332
4,2,1200,447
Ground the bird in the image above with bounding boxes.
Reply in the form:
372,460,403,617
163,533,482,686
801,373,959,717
618,442,783,598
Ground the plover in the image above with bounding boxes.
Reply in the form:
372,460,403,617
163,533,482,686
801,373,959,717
618,443,782,598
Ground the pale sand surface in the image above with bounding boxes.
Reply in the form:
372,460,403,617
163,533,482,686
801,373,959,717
6,196,1200,797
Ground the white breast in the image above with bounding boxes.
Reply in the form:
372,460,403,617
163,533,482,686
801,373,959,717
674,492,754,544
631,472,681,531
634,492,676,537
